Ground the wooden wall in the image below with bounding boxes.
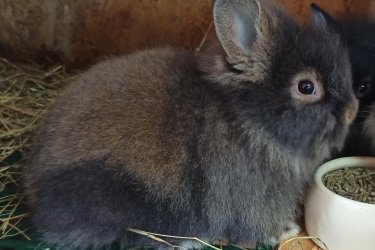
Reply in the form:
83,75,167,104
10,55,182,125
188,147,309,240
0,0,373,65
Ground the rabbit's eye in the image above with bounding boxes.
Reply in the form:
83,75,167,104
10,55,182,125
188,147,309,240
298,80,315,95
356,82,370,98
290,70,324,104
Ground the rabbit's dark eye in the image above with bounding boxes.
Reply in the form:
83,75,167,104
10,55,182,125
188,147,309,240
291,70,323,104
298,80,315,95
356,82,370,98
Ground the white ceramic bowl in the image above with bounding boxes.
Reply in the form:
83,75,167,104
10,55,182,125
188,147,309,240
305,157,375,250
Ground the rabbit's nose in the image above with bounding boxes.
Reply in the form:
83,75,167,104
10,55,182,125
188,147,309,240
345,96,359,124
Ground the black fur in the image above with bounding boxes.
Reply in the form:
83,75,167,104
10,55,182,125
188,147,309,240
311,4,375,156
340,21,375,156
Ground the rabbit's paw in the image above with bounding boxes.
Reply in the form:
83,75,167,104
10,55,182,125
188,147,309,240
279,222,301,241
179,240,205,250
268,222,301,245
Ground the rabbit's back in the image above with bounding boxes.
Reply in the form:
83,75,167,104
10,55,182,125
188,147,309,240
25,47,206,207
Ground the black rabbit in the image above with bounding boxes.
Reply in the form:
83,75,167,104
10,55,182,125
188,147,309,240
311,3,375,156
24,0,358,249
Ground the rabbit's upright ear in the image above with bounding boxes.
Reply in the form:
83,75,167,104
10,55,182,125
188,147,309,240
310,3,335,30
212,0,261,65
212,0,280,72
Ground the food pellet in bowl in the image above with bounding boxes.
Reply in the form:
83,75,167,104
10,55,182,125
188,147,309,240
322,167,375,204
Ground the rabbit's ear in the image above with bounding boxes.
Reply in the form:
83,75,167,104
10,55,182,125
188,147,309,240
310,3,335,30
212,0,261,64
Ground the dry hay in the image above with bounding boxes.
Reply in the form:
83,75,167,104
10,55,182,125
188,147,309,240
0,57,74,240
279,236,328,250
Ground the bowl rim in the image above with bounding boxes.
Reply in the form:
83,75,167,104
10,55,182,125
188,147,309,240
314,156,375,208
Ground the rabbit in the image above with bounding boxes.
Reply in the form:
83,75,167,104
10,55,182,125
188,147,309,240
311,4,375,156
23,0,358,249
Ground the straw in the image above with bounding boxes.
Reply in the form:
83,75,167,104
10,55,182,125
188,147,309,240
0,57,74,240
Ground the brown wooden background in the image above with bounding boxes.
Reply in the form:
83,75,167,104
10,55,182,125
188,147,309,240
0,0,374,65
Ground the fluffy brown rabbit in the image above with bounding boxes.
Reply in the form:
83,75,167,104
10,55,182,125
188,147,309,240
23,0,358,249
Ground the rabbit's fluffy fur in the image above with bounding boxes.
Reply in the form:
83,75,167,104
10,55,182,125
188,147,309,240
24,0,358,249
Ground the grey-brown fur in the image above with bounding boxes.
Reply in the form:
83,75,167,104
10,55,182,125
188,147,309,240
24,0,357,249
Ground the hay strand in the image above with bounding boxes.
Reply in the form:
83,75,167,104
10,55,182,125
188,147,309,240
195,20,213,53
278,236,329,250
128,228,221,250
0,57,74,240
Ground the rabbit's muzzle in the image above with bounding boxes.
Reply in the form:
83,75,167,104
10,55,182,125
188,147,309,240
345,96,359,124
